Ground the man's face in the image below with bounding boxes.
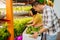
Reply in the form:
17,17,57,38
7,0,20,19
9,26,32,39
33,4,43,12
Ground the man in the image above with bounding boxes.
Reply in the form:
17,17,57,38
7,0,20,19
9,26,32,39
31,1,60,40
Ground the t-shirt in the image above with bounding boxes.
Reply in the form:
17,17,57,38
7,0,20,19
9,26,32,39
33,13,43,26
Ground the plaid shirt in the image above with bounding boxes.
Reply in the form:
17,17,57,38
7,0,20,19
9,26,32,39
43,5,60,35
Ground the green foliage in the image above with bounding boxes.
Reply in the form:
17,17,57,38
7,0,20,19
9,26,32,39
2,17,32,38
13,6,32,11
0,27,10,40
14,17,32,37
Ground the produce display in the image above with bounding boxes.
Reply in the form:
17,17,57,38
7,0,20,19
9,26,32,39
23,26,42,40
0,5,32,14
0,24,10,40
13,6,32,11
26,26,42,35
2,17,32,37
13,6,32,15
14,17,32,37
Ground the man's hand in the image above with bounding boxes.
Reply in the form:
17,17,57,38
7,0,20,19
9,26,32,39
32,32,38,39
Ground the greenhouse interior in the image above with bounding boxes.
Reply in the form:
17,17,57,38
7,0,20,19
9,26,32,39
0,0,60,40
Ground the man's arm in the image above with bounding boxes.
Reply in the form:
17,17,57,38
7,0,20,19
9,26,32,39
39,8,53,34
34,23,43,27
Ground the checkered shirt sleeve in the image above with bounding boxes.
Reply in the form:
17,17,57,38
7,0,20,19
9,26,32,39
43,6,60,34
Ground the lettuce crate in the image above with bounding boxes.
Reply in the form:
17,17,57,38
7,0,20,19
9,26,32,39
23,27,42,40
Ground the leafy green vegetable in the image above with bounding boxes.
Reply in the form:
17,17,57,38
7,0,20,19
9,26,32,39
13,6,32,11
14,17,32,37
0,27,10,40
2,17,32,38
26,26,42,35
